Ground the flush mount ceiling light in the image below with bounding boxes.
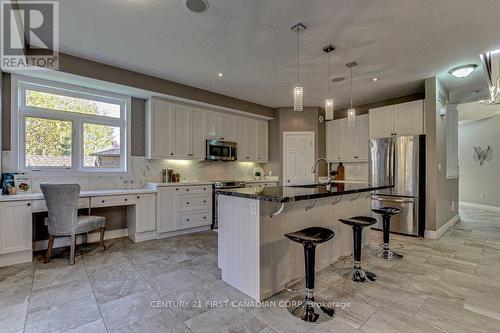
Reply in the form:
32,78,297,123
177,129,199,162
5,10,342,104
372,77,379,82
323,44,336,120
448,64,478,78
291,23,306,112
185,0,209,13
217,73,223,77
346,61,358,128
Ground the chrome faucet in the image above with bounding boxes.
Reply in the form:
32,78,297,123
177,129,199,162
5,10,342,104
311,158,332,185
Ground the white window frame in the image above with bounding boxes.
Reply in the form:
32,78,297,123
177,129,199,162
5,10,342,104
11,75,131,174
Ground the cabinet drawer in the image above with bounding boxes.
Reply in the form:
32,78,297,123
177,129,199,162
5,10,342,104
173,185,212,194
179,210,211,229
91,195,136,208
32,198,90,213
178,194,211,212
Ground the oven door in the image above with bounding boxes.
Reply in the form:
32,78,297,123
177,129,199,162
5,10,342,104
206,140,236,161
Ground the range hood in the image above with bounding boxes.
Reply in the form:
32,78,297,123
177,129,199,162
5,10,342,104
480,51,500,104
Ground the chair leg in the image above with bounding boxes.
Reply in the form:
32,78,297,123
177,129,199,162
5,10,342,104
99,227,105,252
69,234,76,265
44,235,55,264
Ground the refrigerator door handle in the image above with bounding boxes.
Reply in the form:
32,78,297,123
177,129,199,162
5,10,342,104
372,197,414,204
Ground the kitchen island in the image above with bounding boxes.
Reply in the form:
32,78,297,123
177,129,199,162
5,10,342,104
215,182,392,300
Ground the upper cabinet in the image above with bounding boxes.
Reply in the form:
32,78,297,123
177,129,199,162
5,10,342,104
369,100,424,138
146,97,269,162
326,114,369,162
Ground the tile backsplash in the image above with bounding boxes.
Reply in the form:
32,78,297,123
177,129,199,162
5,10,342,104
1,151,264,191
331,162,369,181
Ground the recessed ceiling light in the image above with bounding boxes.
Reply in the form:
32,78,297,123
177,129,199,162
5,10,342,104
448,64,478,78
372,77,379,82
217,73,223,77
185,0,209,13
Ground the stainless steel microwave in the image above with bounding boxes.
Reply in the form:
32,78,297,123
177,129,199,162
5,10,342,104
206,140,237,161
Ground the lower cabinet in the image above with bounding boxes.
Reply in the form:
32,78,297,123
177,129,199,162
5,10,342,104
0,201,32,256
156,185,212,235
135,194,156,233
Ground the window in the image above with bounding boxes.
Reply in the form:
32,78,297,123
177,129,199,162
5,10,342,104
14,76,130,173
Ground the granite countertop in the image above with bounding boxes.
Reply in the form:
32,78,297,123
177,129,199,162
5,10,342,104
214,182,392,203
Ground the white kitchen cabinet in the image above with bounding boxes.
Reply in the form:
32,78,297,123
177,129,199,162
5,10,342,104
0,201,32,255
326,114,368,162
146,98,174,159
244,118,258,161
146,97,270,162
156,188,178,233
205,111,222,140
368,105,394,139
155,185,212,236
190,108,206,159
356,114,369,161
172,104,191,158
393,100,424,136
221,114,236,141
256,120,269,162
135,194,156,233
369,100,424,138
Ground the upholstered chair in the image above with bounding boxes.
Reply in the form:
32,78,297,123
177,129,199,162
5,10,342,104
40,184,106,265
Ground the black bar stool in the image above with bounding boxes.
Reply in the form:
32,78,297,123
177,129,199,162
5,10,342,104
339,216,377,283
284,227,335,323
371,207,403,260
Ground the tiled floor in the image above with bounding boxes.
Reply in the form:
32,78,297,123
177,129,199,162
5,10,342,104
1,205,500,332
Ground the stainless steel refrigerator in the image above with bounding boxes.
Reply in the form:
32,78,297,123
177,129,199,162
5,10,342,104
369,135,426,237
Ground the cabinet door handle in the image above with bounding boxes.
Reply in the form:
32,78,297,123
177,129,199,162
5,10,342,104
186,189,189,192
187,202,190,204
203,216,206,219
203,200,206,203
102,200,105,203
27,203,31,206
124,198,128,201
137,196,140,199
187,218,190,222
170,153,174,155
176,188,179,191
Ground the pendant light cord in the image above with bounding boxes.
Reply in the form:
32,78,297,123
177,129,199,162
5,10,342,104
296,29,300,83
350,67,353,109
328,53,332,98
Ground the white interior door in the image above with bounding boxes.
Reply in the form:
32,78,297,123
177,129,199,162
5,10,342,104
283,131,315,186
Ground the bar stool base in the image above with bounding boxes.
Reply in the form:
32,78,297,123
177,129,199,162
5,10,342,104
371,248,403,260
339,267,377,283
287,295,335,323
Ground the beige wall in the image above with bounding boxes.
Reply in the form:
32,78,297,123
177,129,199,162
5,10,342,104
268,107,326,184
424,77,459,232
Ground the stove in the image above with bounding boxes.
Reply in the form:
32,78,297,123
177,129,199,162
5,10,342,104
212,180,246,229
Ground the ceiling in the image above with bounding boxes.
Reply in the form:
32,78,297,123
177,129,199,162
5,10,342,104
56,0,500,109
458,101,500,123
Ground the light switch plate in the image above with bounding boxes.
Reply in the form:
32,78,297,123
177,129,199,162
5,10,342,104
250,203,257,215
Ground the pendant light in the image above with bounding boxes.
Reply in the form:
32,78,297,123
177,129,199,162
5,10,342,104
346,61,357,128
323,44,336,120
291,23,306,111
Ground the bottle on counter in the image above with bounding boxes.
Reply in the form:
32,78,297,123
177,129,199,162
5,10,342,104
336,162,345,181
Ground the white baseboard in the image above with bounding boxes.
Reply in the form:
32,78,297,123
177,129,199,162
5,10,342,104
459,201,500,212
157,225,211,239
129,230,157,243
0,250,32,268
425,214,460,239
33,228,129,251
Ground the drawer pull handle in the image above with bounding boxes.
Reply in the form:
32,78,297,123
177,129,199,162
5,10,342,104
176,188,179,191
137,196,140,199
186,189,189,192
124,198,128,201
203,216,206,219
187,202,190,204
187,218,190,222
102,200,105,203
203,200,206,203
27,203,31,206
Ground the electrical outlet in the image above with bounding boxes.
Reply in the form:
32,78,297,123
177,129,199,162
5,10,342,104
480,193,485,199
451,201,455,212
438,163,442,171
